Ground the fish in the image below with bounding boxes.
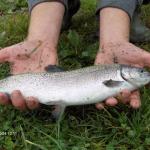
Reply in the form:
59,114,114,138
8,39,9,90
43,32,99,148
0,64,150,120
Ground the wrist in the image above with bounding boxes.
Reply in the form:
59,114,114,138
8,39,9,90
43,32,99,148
26,29,58,51
24,38,57,53
27,2,65,48
99,7,130,49
100,40,129,48
99,41,129,50
26,34,53,44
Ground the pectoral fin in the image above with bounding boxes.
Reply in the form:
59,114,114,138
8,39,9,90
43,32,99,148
103,79,123,87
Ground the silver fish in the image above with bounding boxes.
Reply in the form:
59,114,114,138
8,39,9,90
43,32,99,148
0,64,150,119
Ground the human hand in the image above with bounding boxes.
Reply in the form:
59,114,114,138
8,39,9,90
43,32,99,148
95,42,150,109
0,40,57,110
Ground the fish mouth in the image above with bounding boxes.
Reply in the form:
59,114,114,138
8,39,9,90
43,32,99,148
143,72,150,77
120,65,150,79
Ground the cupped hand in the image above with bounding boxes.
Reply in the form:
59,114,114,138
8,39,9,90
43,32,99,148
0,40,57,110
95,42,150,109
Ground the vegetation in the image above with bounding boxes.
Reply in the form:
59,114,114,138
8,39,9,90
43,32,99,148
0,0,150,149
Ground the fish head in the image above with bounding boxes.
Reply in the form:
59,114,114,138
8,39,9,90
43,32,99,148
121,65,150,87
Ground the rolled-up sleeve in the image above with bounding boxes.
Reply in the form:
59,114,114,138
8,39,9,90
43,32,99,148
96,0,140,19
28,0,67,13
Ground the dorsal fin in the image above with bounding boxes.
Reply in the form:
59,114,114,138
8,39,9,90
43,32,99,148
45,65,65,73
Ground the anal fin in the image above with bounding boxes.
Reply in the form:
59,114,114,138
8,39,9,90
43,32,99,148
51,104,66,122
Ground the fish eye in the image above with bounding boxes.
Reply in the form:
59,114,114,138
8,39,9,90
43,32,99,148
140,69,144,73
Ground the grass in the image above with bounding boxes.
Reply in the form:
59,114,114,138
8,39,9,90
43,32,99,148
0,0,150,149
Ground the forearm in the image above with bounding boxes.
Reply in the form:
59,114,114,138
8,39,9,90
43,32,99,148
27,2,65,47
99,7,130,47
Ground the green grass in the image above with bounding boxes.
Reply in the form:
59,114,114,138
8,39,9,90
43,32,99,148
0,0,150,149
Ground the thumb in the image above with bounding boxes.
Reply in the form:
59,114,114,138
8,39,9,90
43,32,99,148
0,47,10,63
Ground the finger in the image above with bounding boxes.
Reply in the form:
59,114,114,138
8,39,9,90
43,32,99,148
129,90,141,109
11,90,27,110
120,89,131,99
26,96,40,110
105,97,118,106
0,47,10,62
0,92,10,105
117,89,131,104
95,103,105,110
